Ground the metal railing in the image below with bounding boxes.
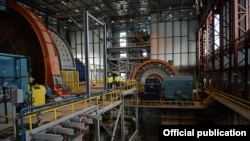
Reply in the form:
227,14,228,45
124,99,197,107
19,79,138,141
211,89,250,114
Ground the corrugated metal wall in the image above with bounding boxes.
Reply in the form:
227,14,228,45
150,13,197,70
69,17,198,78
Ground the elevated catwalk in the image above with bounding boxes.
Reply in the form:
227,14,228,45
1,84,249,141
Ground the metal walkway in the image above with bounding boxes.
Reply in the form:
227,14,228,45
1,82,250,141
124,88,250,121
204,88,250,120
13,80,138,141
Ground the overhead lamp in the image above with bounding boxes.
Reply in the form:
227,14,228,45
169,12,172,17
168,6,172,17
61,1,67,5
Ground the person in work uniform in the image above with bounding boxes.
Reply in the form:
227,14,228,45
107,73,113,89
114,73,121,88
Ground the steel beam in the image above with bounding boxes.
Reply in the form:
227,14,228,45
84,114,102,120
60,121,86,129
100,101,122,114
32,133,63,141
47,127,74,135
26,106,97,141
70,117,93,124
111,105,122,141
95,106,101,141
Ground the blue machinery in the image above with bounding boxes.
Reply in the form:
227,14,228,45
0,53,28,101
143,78,161,100
162,76,194,100
1,65,250,141
0,53,138,141
0,53,29,124
142,76,194,101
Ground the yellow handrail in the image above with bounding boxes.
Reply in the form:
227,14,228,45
212,89,250,113
22,80,138,131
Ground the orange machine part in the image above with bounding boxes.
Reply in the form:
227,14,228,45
6,1,63,96
131,59,178,80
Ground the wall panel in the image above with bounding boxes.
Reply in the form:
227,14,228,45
174,54,181,66
181,21,188,36
181,37,188,52
150,19,197,70
166,54,173,63
174,37,180,53
189,53,196,66
173,21,180,36
189,41,196,52
159,22,165,38
181,54,188,66
158,54,165,61
188,20,197,40
151,23,158,38
151,38,158,56
159,38,165,54
166,38,173,53
166,22,172,37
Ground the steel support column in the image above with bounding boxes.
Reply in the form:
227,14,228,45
233,0,249,99
84,10,90,94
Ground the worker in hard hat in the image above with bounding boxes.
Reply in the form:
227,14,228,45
107,73,113,89
114,73,121,88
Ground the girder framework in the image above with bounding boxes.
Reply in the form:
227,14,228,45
197,0,249,99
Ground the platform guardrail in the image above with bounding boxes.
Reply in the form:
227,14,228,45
210,89,250,114
18,80,138,141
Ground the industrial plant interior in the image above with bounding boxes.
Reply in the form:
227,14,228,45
0,0,249,140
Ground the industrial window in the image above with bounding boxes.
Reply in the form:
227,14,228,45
120,32,127,47
214,14,220,50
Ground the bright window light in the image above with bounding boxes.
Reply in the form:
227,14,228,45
120,32,127,47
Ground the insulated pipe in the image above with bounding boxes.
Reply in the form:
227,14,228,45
60,121,86,129
32,133,63,141
47,127,74,136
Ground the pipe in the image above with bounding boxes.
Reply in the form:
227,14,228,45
2,84,8,124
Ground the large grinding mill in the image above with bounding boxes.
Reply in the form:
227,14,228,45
131,59,178,83
0,1,75,96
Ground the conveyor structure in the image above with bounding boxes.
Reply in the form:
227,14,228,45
18,81,138,141
1,80,250,140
